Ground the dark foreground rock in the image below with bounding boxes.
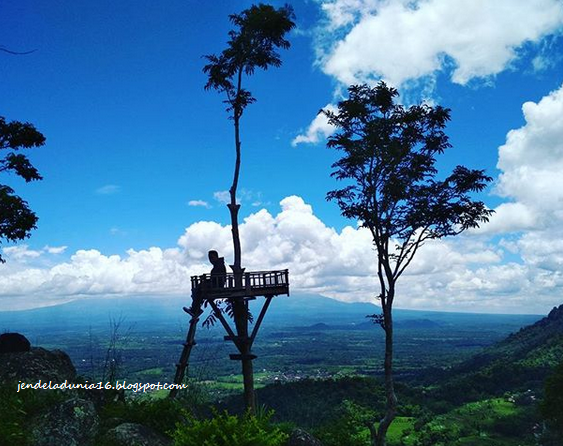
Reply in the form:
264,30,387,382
31,397,99,446
101,422,172,446
287,428,324,446
0,332,31,353
0,347,76,383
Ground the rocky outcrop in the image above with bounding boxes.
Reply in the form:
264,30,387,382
0,332,31,353
101,422,172,446
0,347,76,384
31,397,99,446
287,428,324,446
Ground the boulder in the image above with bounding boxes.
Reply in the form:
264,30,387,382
31,397,99,446
287,428,324,446
0,332,31,353
0,347,76,384
101,422,172,446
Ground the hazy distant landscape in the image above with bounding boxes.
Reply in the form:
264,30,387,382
0,295,541,387
3,296,561,445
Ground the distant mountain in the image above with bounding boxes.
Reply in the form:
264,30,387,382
475,304,563,368
434,304,563,403
0,293,540,335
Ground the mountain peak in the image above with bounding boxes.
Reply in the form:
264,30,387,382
547,304,563,321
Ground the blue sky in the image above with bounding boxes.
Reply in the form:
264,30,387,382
1,0,563,313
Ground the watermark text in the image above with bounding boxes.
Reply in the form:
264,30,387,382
16,380,188,393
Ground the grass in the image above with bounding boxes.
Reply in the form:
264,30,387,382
408,398,534,446
386,417,416,444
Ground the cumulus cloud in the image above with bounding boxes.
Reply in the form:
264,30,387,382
469,83,563,307
480,83,563,239
292,104,338,146
0,247,192,310
475,203,537,235
5,194,558,314
2,245,42,261
496,84,563,210
295,0,563,146
2,245,68,262
317,0,563,87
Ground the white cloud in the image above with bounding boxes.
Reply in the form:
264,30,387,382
469,83,563,307
296,0,563,146
475,203,537,235
213,189,266,207
44,246,68,255
3,194,561,314
95,184,120,195
2,245,42,261
292,104,338,146
496,84,563,209
188,200,211,209
317,0,563,88
2,245,68,262
213,190,231,204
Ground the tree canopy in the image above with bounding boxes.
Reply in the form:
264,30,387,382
0,116,45,263
203,3,295,121
326,83,493,282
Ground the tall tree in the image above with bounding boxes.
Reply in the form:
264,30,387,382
324,83,493,446
203,3,295,413
0,116,45,263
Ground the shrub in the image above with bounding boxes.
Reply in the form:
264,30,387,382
314,400,373,446
101,397,186,435
0,383,66,446
172,409,288,446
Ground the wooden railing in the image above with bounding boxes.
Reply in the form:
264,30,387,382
190,269,289,297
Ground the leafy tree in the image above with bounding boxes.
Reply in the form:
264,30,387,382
315,400,374,446
0,116,45,263
203,3,295,413
324,83,493,446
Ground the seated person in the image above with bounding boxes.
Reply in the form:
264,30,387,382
184,250,227,316
208,250,227,288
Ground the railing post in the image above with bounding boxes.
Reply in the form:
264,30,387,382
245,272,251,294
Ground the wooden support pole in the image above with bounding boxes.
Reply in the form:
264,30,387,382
249,295,273,347
170,299,203,398
208,300,242,350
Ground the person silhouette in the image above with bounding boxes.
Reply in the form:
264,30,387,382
183,250,227,316
208,250,227,288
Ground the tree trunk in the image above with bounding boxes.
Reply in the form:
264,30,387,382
229,105,255,414
240,322,256,413
374,299,397,446
230,107,242,272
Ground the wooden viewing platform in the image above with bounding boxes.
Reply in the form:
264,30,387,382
190,269,289,300
171,268,289,399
